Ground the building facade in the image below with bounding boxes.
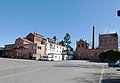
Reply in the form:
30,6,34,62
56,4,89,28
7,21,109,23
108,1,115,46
1,32,69,60
74,32,118,60
4,32,46,60
45,38,66,60
99,33,118,50
45,38,66,55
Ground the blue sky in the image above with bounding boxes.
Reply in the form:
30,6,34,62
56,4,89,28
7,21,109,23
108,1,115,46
0,0,120,48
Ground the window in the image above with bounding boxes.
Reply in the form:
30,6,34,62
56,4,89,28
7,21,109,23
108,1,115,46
86,45,88,49
50,43,52,46
55,56,57,58
38,46,41,49
36,38,41,42
113,40,117,44
78,44,80,48
94,52,97,56
109,39,112,44
104,40,107,44
41,40,46,44
43,56,48,58
100,39,103,44
82,44,84,48
76,48,77,51
24,46,29,50
23,54,29,58
33,46,41,50
89,53,91,56
81,52,84,56
33,46,37,50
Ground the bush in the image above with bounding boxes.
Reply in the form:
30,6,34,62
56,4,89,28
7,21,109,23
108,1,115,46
99,50,120,62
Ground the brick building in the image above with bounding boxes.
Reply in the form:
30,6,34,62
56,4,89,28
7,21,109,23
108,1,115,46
74,39,105,60
74,27,118,60
3,32,46,60
99,33,118,49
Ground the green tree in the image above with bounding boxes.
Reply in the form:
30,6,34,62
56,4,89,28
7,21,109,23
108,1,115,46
99,52,108,62
53,36,57,42
99,50,120,62
59,40,65,46
107,50,120,61
67,45,73,51
64,33,71,55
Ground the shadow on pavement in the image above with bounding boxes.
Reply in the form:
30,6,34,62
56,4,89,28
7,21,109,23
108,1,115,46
102,79,120,83
108,62,116,67
54,64,101,69
88,60,107,63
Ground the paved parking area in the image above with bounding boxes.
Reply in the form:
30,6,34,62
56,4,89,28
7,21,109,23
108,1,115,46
102,65,120,83
0,58,120,83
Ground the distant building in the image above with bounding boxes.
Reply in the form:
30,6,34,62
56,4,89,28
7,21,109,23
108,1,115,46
99,33,118,50
0,32,72,60
74,39,105,60
2,32,46,60
45,38,66,55
74,27,118,60
45,38,67,60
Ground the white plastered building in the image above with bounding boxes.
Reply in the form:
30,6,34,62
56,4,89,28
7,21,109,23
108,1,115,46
45,38,66,60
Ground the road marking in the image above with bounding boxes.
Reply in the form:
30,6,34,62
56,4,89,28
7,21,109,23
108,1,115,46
0,63,43,71
99,65,105,83
0,66,50,79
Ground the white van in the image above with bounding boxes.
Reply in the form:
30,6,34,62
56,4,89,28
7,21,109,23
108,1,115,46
40,53,62,61
40,55,54,61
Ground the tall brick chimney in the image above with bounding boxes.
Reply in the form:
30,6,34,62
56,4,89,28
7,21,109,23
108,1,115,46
92,26,95,49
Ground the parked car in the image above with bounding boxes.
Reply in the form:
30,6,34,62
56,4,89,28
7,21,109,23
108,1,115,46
40,55,54,61
115,60,120,66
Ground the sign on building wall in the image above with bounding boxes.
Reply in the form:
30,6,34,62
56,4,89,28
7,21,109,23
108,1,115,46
117,10,120,16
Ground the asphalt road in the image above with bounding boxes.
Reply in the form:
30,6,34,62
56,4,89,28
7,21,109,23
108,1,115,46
0,58,120,83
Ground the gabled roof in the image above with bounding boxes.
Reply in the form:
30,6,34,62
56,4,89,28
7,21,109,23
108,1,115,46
27,32,45,39
5,44,15,46
20,38,33,43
